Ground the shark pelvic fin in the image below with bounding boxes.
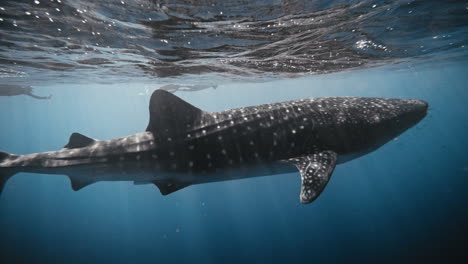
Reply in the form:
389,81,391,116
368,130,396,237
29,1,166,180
146,89,210,135
152,179,191,196
68,177,95,191
288,151,337,204
64,132,97,149
66,173,96,191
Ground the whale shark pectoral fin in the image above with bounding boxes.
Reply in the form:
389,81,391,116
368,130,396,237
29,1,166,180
146,89,209,134
288,151,337,204
152,179,191,196
64,132,97,149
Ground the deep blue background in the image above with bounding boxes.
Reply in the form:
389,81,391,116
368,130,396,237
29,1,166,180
1,61,467,263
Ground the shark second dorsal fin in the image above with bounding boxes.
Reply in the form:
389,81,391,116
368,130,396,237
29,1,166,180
64,132,97,149
288,151,337,204
146,90,208,135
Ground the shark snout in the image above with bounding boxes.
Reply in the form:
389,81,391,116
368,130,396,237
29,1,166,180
404,99,428,116
396,99,428,127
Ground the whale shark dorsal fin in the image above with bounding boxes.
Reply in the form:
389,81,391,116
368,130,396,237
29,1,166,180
146,89,207,134
152,179,191,195
288,151,337,204
64,132,97,149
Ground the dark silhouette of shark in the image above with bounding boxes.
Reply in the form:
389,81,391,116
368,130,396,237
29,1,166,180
0,90,427,203
0,84,51,100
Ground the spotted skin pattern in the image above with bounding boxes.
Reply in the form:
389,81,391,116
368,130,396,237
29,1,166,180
289,151,337,203
0,90,428,203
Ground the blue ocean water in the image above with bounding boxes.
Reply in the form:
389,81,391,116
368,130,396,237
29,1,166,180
1,1,468,263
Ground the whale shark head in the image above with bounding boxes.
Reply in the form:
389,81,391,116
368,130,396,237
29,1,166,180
343,98,428,153
373,98,428,133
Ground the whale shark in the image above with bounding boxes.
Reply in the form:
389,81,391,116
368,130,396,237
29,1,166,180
0,90,428,203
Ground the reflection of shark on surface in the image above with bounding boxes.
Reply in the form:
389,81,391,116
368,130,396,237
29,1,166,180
0,84,51,100
0,90,427,203
159,83,217,93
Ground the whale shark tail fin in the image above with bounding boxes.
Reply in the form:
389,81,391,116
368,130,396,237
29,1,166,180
0,151,19,196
